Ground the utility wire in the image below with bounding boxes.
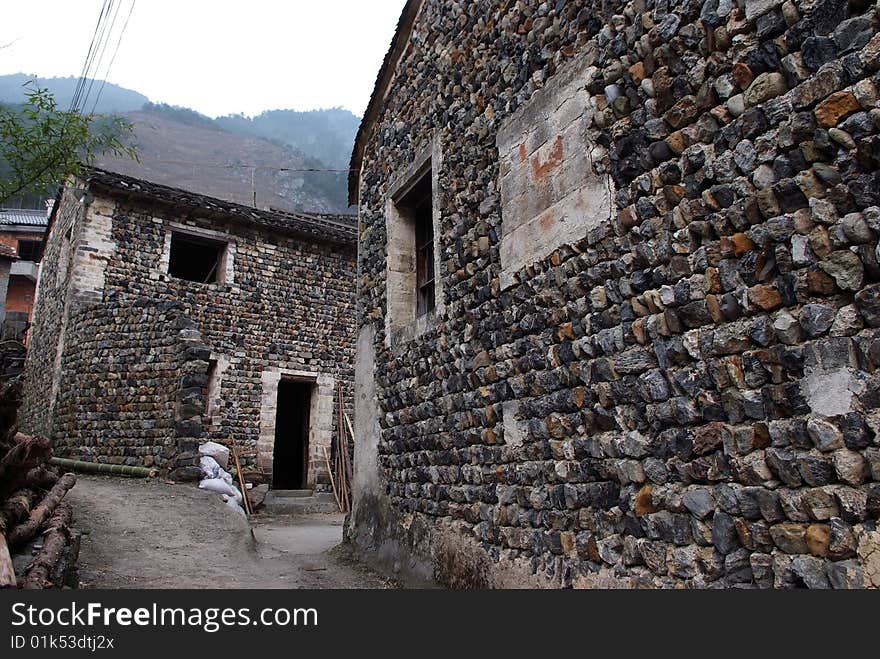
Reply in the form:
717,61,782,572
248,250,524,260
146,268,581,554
80,0,123,113
91,0,137,115
136,157,356,172
69,0,112,113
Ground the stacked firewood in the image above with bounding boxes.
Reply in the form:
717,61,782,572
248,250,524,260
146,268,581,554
0,378,77,589
325,382,354,513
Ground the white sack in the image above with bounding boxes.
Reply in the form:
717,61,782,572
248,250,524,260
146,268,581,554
199,478,241,502
200,455,222,479
200,456,234,485
198,441,230,470
225,497,247,520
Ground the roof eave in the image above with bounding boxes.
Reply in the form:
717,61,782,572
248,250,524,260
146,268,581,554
82,167,358,247
348,0,424,206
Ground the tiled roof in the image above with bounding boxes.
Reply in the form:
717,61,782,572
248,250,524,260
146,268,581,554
83,168,358,246
0,209,49,227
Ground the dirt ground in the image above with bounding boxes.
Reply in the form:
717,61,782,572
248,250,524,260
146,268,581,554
66,475,390,589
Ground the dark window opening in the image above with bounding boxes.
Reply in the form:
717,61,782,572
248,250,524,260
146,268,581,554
168,232,225,283
397,169,435,317
273,380,312,490
17,239,43,262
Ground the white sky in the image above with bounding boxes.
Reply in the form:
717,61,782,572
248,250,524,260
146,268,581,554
0,0,405,118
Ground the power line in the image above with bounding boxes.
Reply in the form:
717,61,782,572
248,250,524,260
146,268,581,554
70,0,113,113
81,0,124,113
79,0,118,111
91,0,137,115
138,157,356,172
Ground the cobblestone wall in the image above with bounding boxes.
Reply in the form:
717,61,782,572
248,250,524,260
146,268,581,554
20,174,357,480
351,0,880,588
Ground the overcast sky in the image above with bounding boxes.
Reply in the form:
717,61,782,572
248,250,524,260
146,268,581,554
0,0,405,118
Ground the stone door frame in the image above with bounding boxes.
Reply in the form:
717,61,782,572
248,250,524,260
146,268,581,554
258,367,335,490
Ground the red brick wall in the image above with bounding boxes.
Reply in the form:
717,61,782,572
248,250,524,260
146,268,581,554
6,277,36,315
0,231,45,255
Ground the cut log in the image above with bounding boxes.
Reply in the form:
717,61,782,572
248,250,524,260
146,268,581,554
8,473,76,550
25,465,59,489
20,503,72,589
1,488,38,525
0,532,14,588
0,433,51,481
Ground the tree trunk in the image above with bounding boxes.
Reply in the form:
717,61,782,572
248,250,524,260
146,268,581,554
8,473,76,550
19,503,72,589
0,435,54,500
0,532,15,588
1,488,38,526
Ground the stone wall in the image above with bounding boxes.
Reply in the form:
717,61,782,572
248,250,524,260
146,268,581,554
20,178,357,480
20,186,82,437
351,0,880,588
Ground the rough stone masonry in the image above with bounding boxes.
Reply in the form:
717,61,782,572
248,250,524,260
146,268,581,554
19,169,357,487
348,0,880,588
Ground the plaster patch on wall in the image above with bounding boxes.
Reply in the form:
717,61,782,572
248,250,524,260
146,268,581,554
857,526,880,588
70,201,117,307
802,367,863,416
502,400,525,448
497,54,612,287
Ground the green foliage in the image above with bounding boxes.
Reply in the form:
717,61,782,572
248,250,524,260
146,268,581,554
141,102,217,129
0,82,137,205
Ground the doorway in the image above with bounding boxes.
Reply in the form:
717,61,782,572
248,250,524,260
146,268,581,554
272,379,313,489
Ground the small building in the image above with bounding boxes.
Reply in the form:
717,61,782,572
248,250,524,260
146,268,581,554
0,243,17,325
347,1,880,588
0,208,49,341
19,168,357,488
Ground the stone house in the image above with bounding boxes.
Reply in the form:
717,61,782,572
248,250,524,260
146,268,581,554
348,0,880,588
19,168,357,489
0,208,49,341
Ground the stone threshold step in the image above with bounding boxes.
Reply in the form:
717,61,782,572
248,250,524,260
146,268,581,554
270,489,314,498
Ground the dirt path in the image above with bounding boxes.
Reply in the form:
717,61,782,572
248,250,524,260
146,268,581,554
66,475,389,589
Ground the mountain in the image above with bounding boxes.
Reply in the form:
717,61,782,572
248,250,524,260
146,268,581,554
0,74,358,213
0,73,148,114
216,108,360,170
96,107,350,213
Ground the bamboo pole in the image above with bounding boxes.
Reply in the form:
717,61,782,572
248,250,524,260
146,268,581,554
49,458,155,478
229,441,251,516
322,446,343,512
337,448,349,513
342,412,355,483
335,382,349,512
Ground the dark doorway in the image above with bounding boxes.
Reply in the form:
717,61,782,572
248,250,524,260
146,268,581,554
272,380,312,489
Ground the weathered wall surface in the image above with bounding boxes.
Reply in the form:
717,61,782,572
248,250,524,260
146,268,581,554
4,278,36,315
20,186,82,437
20,187,357,476
0,259,11,322
352,0,880,588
